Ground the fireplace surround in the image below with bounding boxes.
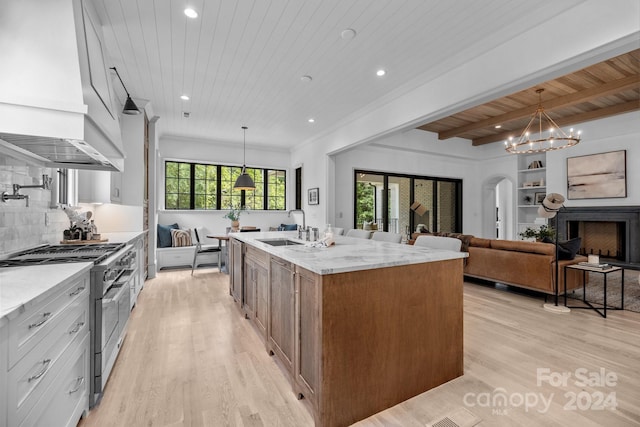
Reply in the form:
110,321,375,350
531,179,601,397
554,206,640,266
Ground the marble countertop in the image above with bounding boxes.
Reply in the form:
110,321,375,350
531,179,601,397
0,263,92,326
230,231,467,275
101,231,147,245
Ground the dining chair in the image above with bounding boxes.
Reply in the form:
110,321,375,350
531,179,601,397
331,227,344,236
345,229,372,239
371,231,403,243
414,235,462,251
192,228,222,275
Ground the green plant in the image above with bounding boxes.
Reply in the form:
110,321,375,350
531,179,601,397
222,205,247,221
519,224,555,241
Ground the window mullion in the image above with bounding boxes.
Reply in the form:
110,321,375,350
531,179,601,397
190,164,196,209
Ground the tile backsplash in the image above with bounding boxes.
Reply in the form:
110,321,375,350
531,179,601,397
0,158,68,256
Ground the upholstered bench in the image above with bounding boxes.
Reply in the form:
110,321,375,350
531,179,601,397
156,224,221,270
157,245,220,269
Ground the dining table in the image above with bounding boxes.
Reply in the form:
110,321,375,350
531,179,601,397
206,234,230,273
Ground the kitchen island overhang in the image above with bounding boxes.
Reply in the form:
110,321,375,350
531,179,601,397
229,232,466,427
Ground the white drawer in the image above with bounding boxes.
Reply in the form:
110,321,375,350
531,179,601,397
19,332,89,427
158,247,194,268
7,302,89,426
8,274,89,369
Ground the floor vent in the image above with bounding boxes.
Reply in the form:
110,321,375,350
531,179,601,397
427,408,481,427
432,417,459,427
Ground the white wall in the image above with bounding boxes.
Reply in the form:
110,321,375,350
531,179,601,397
546,111,640,207
291,1,639,230
157,135,295,235
332,130,483,234
331,111,640,239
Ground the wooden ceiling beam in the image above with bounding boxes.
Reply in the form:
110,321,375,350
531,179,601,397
439,75,640,140
471,100,640,146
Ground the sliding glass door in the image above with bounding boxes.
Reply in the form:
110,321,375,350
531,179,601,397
354,170,462,235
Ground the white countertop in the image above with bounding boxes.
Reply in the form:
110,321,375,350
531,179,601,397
101,231,147,245
230,231,467,275
0,263,92,326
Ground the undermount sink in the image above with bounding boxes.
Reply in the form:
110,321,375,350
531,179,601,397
257,238,304,247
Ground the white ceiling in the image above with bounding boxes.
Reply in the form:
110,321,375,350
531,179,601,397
94,0,585,149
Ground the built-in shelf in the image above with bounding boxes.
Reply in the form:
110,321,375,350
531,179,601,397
517,153,547,239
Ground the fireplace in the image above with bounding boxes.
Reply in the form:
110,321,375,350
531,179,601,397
554,206,640,266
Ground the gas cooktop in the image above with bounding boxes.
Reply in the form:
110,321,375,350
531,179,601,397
0,243,126,267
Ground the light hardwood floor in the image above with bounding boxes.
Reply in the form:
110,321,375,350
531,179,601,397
79,269,640,427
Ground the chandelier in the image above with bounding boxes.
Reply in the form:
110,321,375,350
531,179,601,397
505,89,580,154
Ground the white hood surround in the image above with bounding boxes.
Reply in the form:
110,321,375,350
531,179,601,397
0,0,124,171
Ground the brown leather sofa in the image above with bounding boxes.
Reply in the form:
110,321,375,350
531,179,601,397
412,232,586,294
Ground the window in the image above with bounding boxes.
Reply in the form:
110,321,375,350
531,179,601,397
165,161,286,210
354,170,462,234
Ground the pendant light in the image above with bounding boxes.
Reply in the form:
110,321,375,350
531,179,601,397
234,126,256,191
110,67,141,115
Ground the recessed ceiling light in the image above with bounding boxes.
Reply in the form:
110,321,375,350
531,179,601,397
308,118,315,123
341,28,356,40
376,69,386,77
180,95,190,101
300,75,312,83
184,8,198,18
495,125,502,129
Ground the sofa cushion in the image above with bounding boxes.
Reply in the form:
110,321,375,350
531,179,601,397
158,223,179,248
490,239,555,255
470,237,492,248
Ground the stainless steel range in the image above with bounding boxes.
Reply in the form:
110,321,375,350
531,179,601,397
0,242,137,407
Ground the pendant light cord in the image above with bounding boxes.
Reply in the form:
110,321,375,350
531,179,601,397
242,126,248,168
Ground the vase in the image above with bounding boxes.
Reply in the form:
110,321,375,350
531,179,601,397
231,220,240,231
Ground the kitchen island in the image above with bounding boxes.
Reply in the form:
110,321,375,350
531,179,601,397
229,232,467,427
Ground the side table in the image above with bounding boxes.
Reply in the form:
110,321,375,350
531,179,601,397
564,264,624,318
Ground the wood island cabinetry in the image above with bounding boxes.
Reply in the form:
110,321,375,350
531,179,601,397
229,238,243,305
229,235,464,427
268,256,295,375
244,245,269,340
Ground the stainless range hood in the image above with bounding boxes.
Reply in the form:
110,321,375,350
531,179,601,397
0,0,125,171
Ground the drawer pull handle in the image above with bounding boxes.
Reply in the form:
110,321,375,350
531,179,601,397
28,359,51,382
28,312,52,329
69,321,85,334
69,286,85,296
68,377,85,394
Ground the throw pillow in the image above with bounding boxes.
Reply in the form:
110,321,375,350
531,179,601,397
540,236,581,259
171,228,193,247
157,223,179,248
558,237,581,260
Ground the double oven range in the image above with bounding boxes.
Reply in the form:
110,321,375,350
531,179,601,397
0,242,138,407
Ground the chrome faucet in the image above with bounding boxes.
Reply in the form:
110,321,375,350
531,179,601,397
1,192,29,206
287,209,306,229
1,175,51,207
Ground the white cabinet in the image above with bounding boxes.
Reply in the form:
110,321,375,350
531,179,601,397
130,234,146,309
77,170,111,204
517,153,547,238
4,271,90,427
0,323,7,427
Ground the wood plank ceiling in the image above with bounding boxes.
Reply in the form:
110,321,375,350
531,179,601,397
94,0,598,149
417,49,640,147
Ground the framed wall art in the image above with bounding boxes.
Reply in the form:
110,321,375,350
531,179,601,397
567,150,626,199
308,187,319,205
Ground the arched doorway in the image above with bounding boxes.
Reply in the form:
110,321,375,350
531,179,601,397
481,175,514,240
